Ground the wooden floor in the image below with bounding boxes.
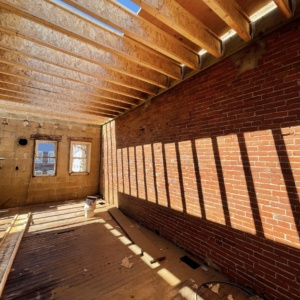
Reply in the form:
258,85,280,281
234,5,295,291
0,200,254,300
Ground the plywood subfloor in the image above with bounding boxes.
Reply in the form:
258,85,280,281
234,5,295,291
0,200,253,300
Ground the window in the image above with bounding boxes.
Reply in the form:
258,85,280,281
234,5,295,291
34,141,57,176
69,141,91,174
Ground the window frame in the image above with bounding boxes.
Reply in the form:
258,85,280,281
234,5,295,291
33,140,58,177
69,141,91,175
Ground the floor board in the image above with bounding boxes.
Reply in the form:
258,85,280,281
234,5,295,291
0,200,253,300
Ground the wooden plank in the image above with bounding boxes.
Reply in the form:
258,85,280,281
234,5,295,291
0,213,31,297
0,81,126,114
63,0,199,69
0,92,117,118
0,74,135,110
0,51,147,104
132,0,222,57
201,0,252,41
273,0,293,18
0,101,108,125
0,215,18,248
108,207,165,264
1,0,181,80
0,7,168,88
0,29,154,96
0,63,146,102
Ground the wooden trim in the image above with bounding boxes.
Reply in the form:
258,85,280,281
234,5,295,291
30,134,62,141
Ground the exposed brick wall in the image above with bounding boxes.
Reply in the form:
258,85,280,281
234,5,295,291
101,20,300,300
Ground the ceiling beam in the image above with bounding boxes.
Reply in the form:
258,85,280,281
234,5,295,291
0,50,144,106
63,0,200,69
273,0,293,18
0,91,117,118
0,101,107,125
0,0,181,80
0,74,134,110
0,8,167,88
0,81,126,113
132,0,222,57
0,65,142,109
0,31,155,97
201,0,251,41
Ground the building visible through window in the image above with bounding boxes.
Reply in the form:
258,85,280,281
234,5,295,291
34,141,57,176
69,141,91,174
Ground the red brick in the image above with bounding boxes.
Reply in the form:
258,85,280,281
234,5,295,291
101,19,300,300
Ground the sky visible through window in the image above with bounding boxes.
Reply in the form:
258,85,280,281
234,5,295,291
55,0,140,35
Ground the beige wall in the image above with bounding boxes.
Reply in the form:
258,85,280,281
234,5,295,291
0,113,101,208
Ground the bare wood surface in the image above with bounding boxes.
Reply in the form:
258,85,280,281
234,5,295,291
273,0,293,18
0,213,31,297
201,0,251,41
109,207,165,263
132,0,222,57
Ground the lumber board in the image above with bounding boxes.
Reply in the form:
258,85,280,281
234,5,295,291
0,213,31,297
108,207,165,264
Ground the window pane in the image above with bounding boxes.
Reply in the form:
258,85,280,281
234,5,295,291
72,144,88,158
72,158,87,172
37,142,55,153
34,141,56,176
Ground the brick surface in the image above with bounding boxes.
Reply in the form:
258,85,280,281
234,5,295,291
101,20,300,300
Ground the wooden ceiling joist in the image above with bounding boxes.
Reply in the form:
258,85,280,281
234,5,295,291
0,92,117,118
0,9,168,89
0,81,126,114
273,0,293,18
63,0,200,69
0,51,143,105
0,65,142,108
0,101,107,125
0,74,134,110
0,0,297,124
0,0,181,80
132,0,222,57
0,31,156,96
201,0,252,42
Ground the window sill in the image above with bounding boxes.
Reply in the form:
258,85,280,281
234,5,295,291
69,172,90,176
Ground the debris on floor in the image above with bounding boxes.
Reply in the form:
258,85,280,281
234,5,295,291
210,283,220,294
121,256,133,269
201,264,208,271
228,294,234,300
